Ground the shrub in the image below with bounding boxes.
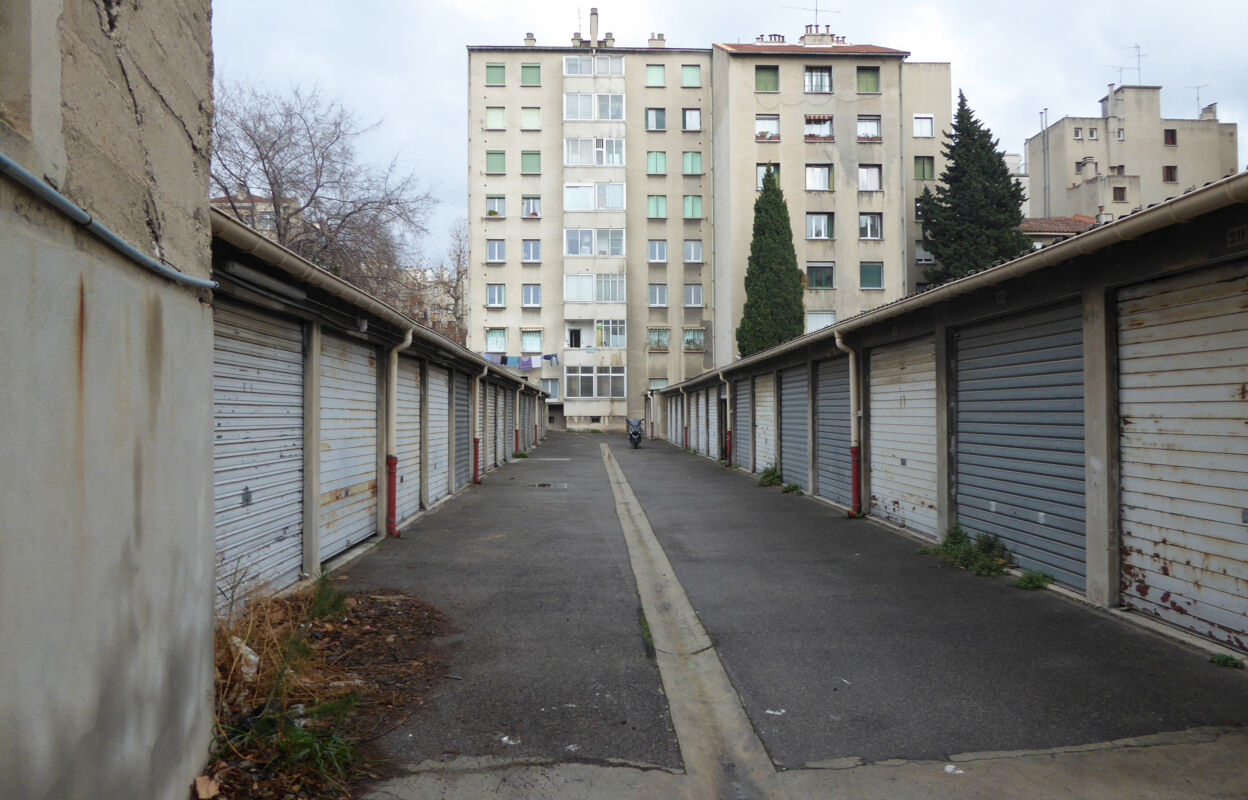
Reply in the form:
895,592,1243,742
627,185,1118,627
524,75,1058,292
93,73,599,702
758,465,783,487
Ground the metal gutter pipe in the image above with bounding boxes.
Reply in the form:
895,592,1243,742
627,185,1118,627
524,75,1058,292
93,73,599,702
834,331,862,515
718,370,732,463
385,327,414,536
1,150,217,291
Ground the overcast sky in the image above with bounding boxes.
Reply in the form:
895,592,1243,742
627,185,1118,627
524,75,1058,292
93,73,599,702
212,0,1248,261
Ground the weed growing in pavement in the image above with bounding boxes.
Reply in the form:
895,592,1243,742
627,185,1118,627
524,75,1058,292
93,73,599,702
921,526,1012,576
309,573,347,619
1014,569,1055,590
758,465,783,487
1211,654,1245,669
781,482,802,494
513,451,529,458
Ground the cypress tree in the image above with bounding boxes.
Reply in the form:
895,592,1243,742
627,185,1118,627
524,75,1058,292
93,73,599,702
918,91,1030,285
736,166,804,357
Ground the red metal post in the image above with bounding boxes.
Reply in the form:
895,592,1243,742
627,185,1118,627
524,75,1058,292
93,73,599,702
515,428,520,454
726,430,732,464
650,421,654,440
473,438,481,484
850,445,862,514
385,455,399,536
534,423,538,444
683,425,688,449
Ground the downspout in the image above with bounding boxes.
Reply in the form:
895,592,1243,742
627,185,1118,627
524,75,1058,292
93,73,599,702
386,327,414,536
718,370,731,463
473,364,488,484
645,390,654,439
834,331,862,515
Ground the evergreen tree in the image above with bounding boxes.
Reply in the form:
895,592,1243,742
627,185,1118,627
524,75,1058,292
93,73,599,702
917,91,1030,285
736,167,804,357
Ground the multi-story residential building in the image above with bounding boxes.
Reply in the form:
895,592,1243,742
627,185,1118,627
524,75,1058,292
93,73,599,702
467,13,950,429
1025,85,1238,221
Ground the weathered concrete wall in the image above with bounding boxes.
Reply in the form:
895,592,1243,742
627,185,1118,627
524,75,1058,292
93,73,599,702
0,2,215,798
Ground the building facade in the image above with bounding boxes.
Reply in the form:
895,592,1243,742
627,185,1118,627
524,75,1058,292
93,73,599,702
467,15,950,429
1025,85,1238,220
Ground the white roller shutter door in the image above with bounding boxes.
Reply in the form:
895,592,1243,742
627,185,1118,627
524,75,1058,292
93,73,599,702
394,357,422,523
427,365,450,503
708,388,720,460
319,334,378,560
753,373,777,473
869,336,938,539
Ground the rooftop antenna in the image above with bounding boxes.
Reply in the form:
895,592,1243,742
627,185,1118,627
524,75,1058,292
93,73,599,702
1187,84,1209,115
1120,44,1146,83
1099,64,1127,86
782,0,841,25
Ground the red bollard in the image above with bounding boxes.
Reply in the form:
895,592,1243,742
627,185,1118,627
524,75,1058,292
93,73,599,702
473,438,481,484
726,430,732,464
850,445,862,514
386,455,399,536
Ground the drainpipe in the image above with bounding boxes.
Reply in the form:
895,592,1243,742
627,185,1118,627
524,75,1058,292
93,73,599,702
834,331,861,515
473,364,488,483
386,328,414,536
718,370,731,463
645,390,654,439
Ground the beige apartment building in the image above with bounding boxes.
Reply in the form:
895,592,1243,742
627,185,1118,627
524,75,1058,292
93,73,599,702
1025,85,1238,220
467,13,950,429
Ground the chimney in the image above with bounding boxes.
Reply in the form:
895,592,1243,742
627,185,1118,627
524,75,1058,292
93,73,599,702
590,7,599,46
604,31,614,47
571,31,583,47
1201,102,1218,120
524,32,536,47
649,32,666,48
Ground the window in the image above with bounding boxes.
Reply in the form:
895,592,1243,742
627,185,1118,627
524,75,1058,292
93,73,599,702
1111,164,1126,175
646,64,665,86
485,63,505,85
596,228,625,255
1088,127,1097,140
648,378,669,391
1163,128,1177,146
1074,160,1085,175
566,229,625,256
683,239,703,262
565,230,594,257
563,273,594,301
648,328,670,350
485,106,505,129
485,150,505,173
596,55,623,75
567,137,624,165
915,242,934,264
565,55,593,75
522,195,541,218
1073,127,1082,140
805,115,833,139
596,273,625,302
597,93,624,120
805,311,836,333
913,114,934,137
805,66,832,93
807,262,834,289
860,262,884,289
485,327,506,352
567,326,583,348
755,114,780,139
683,328,705,350
486,283,505,307
522,284,541,307
565,137,593,165
486,195,506,216
681,64,701,87
521,63,540,86
857,115,881,140
596,319,626,348
646,107,666,131
756,163,778,189
521,151,541,174
682,151,702,174
521,107,541,129
649,283,668,306
858,164,882,191
565,366,626,398
596,138,624,165
647,195,667,218
1117,128,1124,141
684,283,703,307
755,65,779,92
682,195,703,218
486,239,505,262
915,156,935,180
648,239,668,263
597,183,625,210
565,184,594,211
806,212,833,239
682,108,701,131
521,239,541,262
856,66,880,93
521,330,542,353
1163,165,1178,183
541,378,560,400
806,164,831,191
564,93,593,120
647,150,667,174
1112,186,1127,202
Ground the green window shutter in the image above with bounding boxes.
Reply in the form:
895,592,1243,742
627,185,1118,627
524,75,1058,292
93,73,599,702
521,151,541,173
647,151,666,174
521,64,540,85
486,151,505,173
681,65,700,86
485,63,505,85
648,195,667,218
682,151,701,174
856,67,880,93
755,66,779,92
646,64,665,86
860,262,883,289
915,156,934,179
683,195,702,218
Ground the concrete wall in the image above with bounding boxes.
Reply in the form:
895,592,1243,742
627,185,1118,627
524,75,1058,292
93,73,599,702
0,2,215,798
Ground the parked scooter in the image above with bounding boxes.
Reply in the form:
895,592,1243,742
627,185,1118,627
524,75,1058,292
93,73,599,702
626,417,645,449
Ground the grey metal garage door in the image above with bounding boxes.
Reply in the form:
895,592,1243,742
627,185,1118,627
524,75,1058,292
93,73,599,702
734,379,751,469
779,366,810,492
319,333,378,560
454,372,470,489
814,357,852,506
394,357,422,522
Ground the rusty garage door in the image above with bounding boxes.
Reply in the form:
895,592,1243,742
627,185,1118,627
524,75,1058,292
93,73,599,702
869,335,938,539
319,333,378,561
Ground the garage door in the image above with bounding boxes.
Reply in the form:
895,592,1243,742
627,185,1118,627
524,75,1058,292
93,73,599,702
426,365,450,503
485,384,497,469
212,300,304,595
505,388,515,460
814,357,852,506
394,357,422,522
1118,261,1248,648
734,379,751,469
955,303,1085,589
320,333,378,560
455,372,471,490
869,336,938,539
754,374,776,472
779,366,810,492
708,387,720,460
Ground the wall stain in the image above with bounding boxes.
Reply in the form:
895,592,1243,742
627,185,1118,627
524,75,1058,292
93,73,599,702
145,291,163,412
132,439,144,548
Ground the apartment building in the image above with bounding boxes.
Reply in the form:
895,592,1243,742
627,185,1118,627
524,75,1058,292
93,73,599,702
1025,85,1238,220
467,13,950,429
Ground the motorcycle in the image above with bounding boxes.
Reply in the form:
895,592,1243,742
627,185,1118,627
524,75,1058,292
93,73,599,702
626,417,645,449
